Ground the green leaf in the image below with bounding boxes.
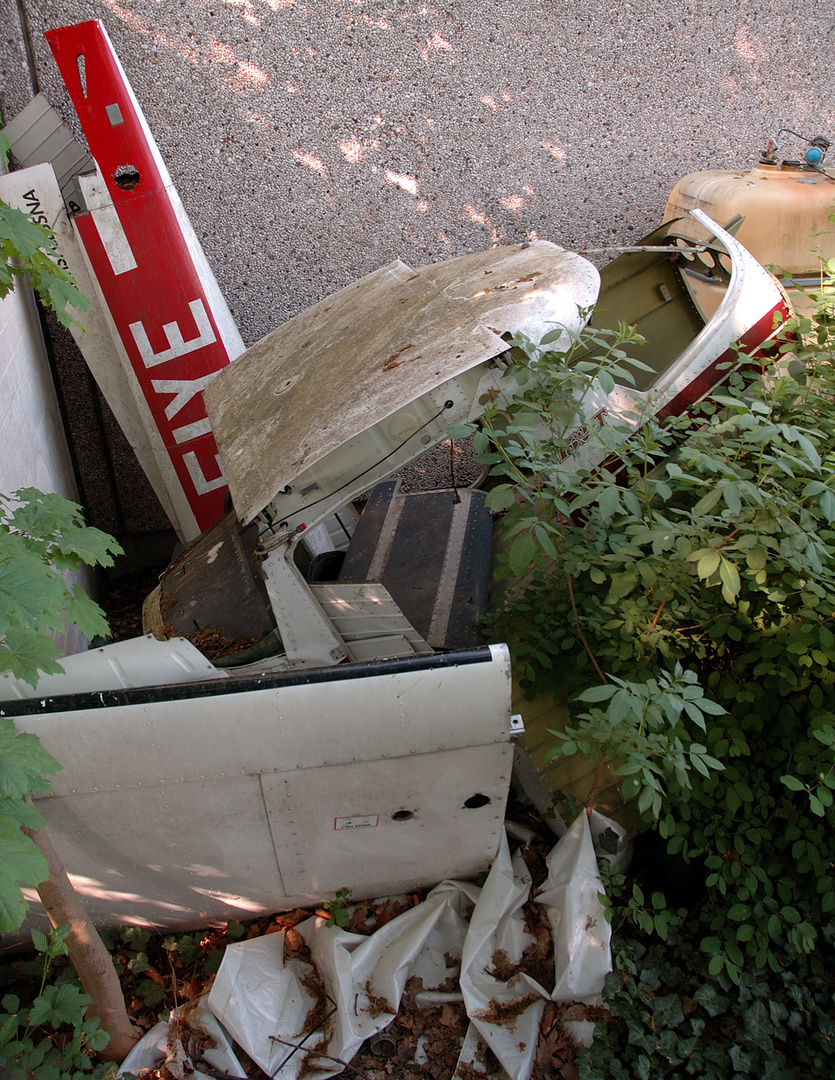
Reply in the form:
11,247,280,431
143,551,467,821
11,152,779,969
0,819,48,932
781,774,805,791
127,952,149,974
42,276,90,329
718,557,740,599
51,523,120,568
819,488,835,522
508,531,537,580
729,1044,753,1074
30,928,49,953
809,794,825,816
62,589,110,642
597,485,621,518
653,993,684,1029
693,488,722,515
28,984,93,1028
0,795,47,830
0,203,51,258
485,485,517,513
795,433,821,469
693,983,729,1017
0,720,61,798
1,630,65,688
578,684,618,703
695,550,720,579
533,522,558,559
606,570,638,603
0,547,67,634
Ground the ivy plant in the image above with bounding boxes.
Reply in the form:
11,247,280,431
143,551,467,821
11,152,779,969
577,923,835,1079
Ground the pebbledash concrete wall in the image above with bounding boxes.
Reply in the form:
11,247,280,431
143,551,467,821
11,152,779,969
0,0,833,541
2,0,833,349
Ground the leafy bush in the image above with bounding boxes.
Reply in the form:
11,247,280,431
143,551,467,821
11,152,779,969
0,488,122,689
1,489,121,932
579,923,835,1079
0,925,114,1080
453,258,835,1066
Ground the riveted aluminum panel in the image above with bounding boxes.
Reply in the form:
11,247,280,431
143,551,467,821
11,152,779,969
0,635,224,701
262,744,512,898
9,646,514,930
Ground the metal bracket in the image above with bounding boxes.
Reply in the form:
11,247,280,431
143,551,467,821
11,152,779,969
509,713,525,738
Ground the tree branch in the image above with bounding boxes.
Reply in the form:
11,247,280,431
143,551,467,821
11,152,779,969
23,826,142,1062
565,570,608,685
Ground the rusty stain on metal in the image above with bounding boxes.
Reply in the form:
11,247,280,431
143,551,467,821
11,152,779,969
204,244,598,524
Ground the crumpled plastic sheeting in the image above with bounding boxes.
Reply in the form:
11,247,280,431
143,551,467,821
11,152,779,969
454,812,615,1077
207,881,478,1080
457,836,545,1079
119,815,614,1080
118,997,245,1080
537,811,614,1005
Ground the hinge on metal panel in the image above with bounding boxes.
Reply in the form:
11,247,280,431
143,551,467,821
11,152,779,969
509,713,525,738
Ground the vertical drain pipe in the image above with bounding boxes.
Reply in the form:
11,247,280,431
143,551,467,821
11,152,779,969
14,0,40,97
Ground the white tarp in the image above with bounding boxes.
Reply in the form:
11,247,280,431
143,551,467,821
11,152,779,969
120,816,616,1080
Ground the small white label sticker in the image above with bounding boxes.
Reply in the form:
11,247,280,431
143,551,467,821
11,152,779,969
334,815,379,831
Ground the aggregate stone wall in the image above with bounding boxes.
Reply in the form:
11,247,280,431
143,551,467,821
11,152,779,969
2,0,833,350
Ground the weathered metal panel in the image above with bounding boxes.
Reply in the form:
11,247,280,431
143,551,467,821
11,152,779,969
339,486,492,649
204,242,599,524
310,582,433,658
515,212,788,481
151,513,276,647
0,636,225,700
262,744,510,897
8,647,515,930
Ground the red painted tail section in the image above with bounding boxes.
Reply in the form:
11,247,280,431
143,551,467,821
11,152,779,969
46,20,243,537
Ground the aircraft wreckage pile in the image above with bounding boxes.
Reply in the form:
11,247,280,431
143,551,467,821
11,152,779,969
3,15,827,1080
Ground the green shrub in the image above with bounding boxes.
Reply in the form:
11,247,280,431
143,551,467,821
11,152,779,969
453,260,835,1066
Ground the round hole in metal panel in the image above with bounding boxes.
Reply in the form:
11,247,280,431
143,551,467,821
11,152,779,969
464,793,491,809
113,164,140,190
391,809,414,822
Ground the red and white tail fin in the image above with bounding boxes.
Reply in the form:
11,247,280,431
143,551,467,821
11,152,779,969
46,20,245,539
